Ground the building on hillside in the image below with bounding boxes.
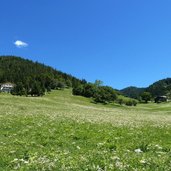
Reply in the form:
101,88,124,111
0,83,14,93
154,96,167,103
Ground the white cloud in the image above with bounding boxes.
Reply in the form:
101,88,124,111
14,40,28,48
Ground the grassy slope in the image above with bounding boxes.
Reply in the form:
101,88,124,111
1,89,171,170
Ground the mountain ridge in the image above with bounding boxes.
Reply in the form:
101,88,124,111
121,78,171,99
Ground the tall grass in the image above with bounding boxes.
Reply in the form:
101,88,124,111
0,89,171,170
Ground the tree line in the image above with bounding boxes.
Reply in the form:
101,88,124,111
121,78,171,103
0,56,82,96
73,80,138,106
0,56,138,106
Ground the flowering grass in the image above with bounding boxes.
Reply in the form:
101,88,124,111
0,89,171,170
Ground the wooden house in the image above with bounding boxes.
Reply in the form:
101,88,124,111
0,83,14,93
154,96,167,103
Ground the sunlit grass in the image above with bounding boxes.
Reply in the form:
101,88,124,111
1,89,171,170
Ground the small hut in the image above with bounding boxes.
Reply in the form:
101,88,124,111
0,83,14,93
154,96,167,103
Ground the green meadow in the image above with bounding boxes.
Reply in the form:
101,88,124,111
1,89,171,170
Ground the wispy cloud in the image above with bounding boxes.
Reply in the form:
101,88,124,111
14,40,28,48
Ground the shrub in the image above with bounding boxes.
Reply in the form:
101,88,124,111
125,99,138,106
132,100,138,106
72,85,84,96
125,100,133,106
94,86,117,104
140,92,152,103
117,98,124,105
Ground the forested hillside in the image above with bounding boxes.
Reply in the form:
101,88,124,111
0,56,83,96
147,78,171,98
121,78,171,101
120,86,145,99
0,56,137,106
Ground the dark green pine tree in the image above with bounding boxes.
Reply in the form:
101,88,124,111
30,81,45,96
11,82,27,96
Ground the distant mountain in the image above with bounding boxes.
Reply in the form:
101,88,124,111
120,86,145,99
147,78,171,97
0,56,83,95
121,78,171,99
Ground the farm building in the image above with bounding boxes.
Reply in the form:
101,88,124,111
154,96,167,103
0,83,14,93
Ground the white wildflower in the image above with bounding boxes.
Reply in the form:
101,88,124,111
12,158,18,162
111,156,120,161
109,164,114,169
135,148,143,153
24,160,29,164
140,159,147,164
76,146,81,150
97,142,105,146
9,150,16,154
114,137,120,140
126,149,130,152
155,144,162,150
19,159,25,162
115,161,124,168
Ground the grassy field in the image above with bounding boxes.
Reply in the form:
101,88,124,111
1,89,171,170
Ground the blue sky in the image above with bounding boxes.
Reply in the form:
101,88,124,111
1,0,171,89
